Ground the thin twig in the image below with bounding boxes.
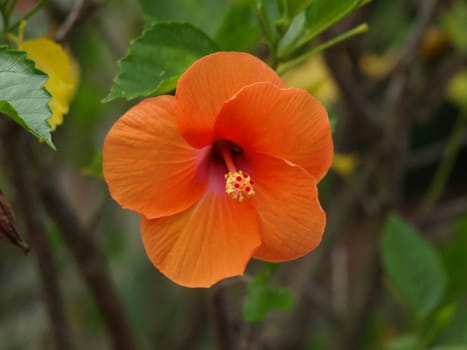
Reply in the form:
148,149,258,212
9,0,47,31
380,0,441,207
54,0,101,43
416,196,467,232
324,47,381,145
400,0,440,66
407,132,467,169
422,111,467,209
384,0,440,115
278,23,368,75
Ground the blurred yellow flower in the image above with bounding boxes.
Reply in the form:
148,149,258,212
447,70,467,109
418,26,450,60
359,51,398,78
332,153,358,177
19,38,79,130
282,55,338,105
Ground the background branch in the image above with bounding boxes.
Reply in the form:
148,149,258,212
40,171,140,350
1,122,74,350
53,0,101,43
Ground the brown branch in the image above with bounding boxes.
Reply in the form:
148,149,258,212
1,122,74,350
416,195,467,232
338,264,382,349
400,0,440,67
40,171,140,350
407,132,467,169
173,293,208,350
385,0,440,109
333,2,442,335
379,0,441,207
336,231,383,349
303,282,343,328
323,47,382,148
208,282,235,350
318,10,382,149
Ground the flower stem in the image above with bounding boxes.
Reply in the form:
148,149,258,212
277,23,368,75
9,0,47,32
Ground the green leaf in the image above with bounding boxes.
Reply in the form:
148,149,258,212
278,11,307,56
305,0,366,39
243,285,294,322
242,264,294,322
380,213,447,317
0,47,54,148
104,22,218,102
214,1,260,52
440,216,467,300
285,0,314,21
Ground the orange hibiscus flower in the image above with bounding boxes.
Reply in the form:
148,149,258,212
103,52,333,288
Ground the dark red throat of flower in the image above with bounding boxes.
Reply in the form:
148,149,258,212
217,142,255,202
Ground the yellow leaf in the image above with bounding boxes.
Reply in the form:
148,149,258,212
20,38,79,130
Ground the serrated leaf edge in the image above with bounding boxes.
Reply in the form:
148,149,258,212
102,21,219,103
0,46,54,149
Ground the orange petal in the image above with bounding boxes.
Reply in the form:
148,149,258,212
103,96,209,219
141,174,261,288
215,82,333,181
245,153,326,262
176,52,285,148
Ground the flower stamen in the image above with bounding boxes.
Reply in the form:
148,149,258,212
225,170,255,202
219,143,255,202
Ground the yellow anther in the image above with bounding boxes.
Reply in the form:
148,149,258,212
224,170,255,202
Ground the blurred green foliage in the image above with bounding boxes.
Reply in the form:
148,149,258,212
243,264,294,322
381,213,447,318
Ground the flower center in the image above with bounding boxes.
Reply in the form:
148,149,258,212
218,142,255,202
225,170,255,202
